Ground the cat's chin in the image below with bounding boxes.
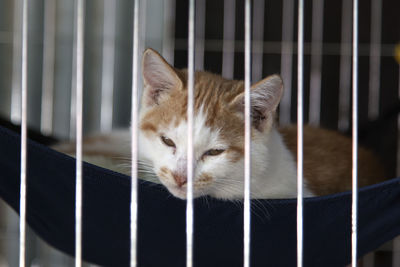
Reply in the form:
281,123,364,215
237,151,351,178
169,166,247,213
165,185,204,200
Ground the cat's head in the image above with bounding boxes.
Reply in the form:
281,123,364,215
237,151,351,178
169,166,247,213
138,48,283,199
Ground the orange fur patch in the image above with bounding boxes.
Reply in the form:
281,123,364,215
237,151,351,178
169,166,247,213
140,122,157,133
159,166,170,176
197,173,212,183
280,125,386,195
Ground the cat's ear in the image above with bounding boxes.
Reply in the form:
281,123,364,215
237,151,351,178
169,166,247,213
142,48,183,106
230,74,283,132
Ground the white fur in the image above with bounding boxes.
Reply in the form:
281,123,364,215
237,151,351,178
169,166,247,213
137,107,314,200
67,118,313,199
138,108,226,198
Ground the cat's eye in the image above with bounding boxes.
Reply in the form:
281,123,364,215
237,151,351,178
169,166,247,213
161,136,176,148
203,149,225,157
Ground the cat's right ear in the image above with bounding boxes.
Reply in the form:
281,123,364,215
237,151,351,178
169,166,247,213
229,74,283,132
142,48,183,106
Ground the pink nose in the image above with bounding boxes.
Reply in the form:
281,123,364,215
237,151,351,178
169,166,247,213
172,172,187,187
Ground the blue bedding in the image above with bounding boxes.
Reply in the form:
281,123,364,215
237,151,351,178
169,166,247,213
0,125,399,267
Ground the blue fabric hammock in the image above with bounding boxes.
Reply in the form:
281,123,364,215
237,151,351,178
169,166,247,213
0,125,399,267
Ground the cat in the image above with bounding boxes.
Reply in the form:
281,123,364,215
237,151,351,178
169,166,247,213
54,48,385,200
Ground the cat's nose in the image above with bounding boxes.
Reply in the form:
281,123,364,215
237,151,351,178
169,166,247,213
172,172,187,187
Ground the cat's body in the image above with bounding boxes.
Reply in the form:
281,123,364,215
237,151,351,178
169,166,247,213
280,126,384,196
54,49,385,200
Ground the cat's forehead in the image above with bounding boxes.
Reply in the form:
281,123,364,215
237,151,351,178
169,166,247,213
164,108,223,147
140,71,245,145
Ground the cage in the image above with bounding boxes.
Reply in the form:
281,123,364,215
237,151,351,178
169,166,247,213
0,0,399,266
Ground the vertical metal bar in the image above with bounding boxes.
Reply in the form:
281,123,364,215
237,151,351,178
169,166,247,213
222,0,236,79
195,0,205,71
251,0,264,83
162,0,176,64
296,0,304,266
74,0,85,266
187,1,195,267
338,0,352,132
367,0,382,120
100,0,117,133
19,0,28,266
244,0,251,267
130,0,140,266
40,0,56,135
351,0,359,265
11,0,23,124
309,0,324,126
279,0,294,125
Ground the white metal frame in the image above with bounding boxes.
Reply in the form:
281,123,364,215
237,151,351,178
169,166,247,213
351,0,359,265
19,0,28,266
130,0,140,266
243,0,252,266
296,1,305,266
186,1,196,267
73,0,85,266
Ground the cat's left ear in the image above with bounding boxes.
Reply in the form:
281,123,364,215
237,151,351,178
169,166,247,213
230,74,283,132
142,48,183,106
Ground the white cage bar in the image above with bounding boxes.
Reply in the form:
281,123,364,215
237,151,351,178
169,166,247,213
130,0,140,266
187,1,195,267
296,0,304,266
74,0,85,266
351,0,359,265
19,0,28,266
244,0,251,267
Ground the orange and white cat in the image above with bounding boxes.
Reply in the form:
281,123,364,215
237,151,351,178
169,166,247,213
55,48,385,200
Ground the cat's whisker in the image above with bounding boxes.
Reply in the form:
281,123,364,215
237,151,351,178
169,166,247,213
198,191,211,209
208,185,271,220
230,199,243,211
209,184,244,199
250,199,272,221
